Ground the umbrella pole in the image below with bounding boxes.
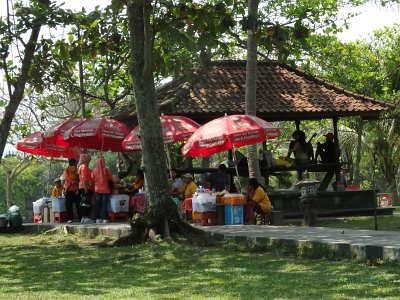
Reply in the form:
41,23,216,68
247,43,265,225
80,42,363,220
47,157,53,197
232,147,242,192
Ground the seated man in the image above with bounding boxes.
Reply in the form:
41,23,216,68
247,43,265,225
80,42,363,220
208,164,230,192
315,132,336,191
315,132,335,163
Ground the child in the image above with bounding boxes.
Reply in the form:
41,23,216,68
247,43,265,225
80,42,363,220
51,178,64,198
111,175,123,195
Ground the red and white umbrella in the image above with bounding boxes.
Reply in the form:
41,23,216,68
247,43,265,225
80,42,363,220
63,117,130,152
43,118,82,144
181,114,281,157
16,132,80,158
122,115,200,151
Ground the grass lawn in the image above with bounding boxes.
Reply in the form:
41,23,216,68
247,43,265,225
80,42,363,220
302,208,400,232
0,232,400,299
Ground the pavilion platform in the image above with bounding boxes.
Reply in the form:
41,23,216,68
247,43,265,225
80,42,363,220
14,220,400,261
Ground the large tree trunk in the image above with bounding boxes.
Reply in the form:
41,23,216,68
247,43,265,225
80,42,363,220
127,0,176,236
0,21,43,162
245,0,262,183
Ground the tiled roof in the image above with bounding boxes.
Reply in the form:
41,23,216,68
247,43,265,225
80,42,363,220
115,60,392,127
157,60,391,124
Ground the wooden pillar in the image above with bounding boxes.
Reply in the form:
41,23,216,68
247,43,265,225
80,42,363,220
295,120,300,131
227,149,235,192
333,117,341,186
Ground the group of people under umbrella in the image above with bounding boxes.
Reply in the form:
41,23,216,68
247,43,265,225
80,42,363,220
17,113,335,224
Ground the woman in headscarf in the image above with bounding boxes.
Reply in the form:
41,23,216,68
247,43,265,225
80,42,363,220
63,158,79,223
78,153,94,223
91,156,114,223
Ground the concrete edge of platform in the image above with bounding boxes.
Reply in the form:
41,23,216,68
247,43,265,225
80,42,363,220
203,230,400,261
62,224,131,238
19,223,131,238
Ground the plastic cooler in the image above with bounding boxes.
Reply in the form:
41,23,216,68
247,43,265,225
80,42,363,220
221,194,246,205
51,197,66,212
224,204,243,225
109,194,130,213
54,212,67,223
108,212,129,222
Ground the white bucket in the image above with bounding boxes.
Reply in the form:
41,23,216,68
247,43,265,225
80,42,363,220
33,202,42,214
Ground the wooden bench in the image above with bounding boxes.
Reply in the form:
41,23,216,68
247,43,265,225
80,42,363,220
176,162,340,178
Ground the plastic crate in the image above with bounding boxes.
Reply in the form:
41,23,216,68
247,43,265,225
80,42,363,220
54,211,67,223
192,211,216,226
108,212,129,222
224,204,243,225
34,213,41,224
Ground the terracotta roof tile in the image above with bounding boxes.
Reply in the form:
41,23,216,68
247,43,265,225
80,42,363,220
115,60,393,126
181,61,391,121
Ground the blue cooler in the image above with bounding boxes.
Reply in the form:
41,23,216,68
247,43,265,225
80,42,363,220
224,204,243,225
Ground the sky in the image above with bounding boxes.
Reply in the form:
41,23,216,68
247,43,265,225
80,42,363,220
56,1,399,42
1,1,399,155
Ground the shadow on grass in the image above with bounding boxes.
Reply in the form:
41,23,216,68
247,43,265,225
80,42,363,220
1,232,400,299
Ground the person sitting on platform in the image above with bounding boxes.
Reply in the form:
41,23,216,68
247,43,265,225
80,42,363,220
247,178,272,215
315,132,335,163
208,163,230,192
51,178,64,198
169,168,183,192
315,132,337,191
287,130,310,166
172,173,197,199
245,178,272,224
132,169,145,193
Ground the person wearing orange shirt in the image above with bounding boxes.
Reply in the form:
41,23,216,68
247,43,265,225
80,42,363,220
63,158,79,223
78,153,94,223
91,156,114,223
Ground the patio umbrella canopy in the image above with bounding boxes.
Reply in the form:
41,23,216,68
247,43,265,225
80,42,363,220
16,132,80,158
63,117,130,152
181,114,281,157
43,118,82,144
122,115,200,151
